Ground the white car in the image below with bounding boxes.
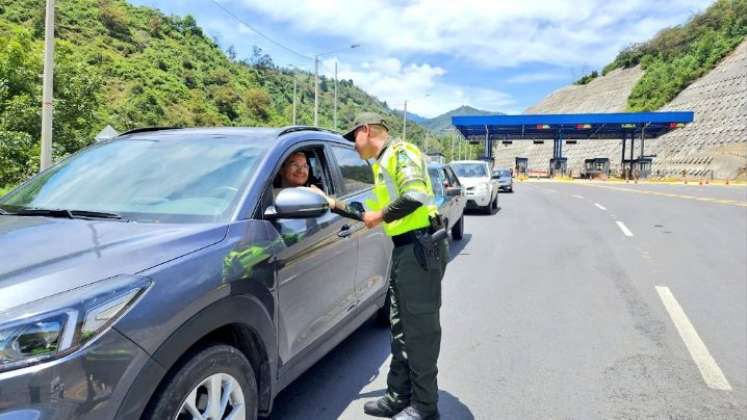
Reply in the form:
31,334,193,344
449,160,499,214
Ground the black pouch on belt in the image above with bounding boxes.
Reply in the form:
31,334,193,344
413,229,447,271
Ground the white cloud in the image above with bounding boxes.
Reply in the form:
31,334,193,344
235,0,713,68
322,57,517,118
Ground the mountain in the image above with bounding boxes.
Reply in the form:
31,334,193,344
421,105,500,133
0,0,431,187
392,109,428,124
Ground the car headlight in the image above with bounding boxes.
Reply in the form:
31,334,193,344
0,275,150,372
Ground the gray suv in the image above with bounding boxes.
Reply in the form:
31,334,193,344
0,127,392,420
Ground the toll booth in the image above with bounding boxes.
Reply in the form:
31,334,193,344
451,112,694,179
633,157,653,178
515,157,528,176
549,157,567,177
583,158,610,179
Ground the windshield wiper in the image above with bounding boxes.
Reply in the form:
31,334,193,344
10,208,127,221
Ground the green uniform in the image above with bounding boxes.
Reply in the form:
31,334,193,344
372,140,448,415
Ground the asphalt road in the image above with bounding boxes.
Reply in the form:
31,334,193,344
267,182,747,420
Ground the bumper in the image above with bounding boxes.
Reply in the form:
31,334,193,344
464,190,491,207
0,328,152,420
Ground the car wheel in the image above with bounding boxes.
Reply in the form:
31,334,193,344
145,344,258,420
377,289,391,326
488,193,498,213
451,216,464,240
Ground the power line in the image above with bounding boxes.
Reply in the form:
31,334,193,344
208,0,313,61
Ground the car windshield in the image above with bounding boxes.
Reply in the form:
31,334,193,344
451,163,488,178
497,170,511,177
0,134,268,223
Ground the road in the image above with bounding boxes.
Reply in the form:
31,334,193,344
267,181,747,420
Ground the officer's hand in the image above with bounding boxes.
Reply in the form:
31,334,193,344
362,210,384,229
307,185,335,208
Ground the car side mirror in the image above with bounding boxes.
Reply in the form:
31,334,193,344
265,187,329,219
446,187,462,197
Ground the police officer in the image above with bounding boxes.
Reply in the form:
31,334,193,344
339,113,448,420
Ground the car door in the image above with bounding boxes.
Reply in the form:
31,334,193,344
327,144,391,308
270,143,358,365
443,166,465,218
429,166,449,224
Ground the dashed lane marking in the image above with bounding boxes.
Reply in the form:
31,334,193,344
616,221,634,237
594,203,607,211
655,286,733,391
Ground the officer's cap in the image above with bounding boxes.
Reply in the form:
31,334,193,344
342,112,389,142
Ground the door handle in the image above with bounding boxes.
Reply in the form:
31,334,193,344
337,224,353,238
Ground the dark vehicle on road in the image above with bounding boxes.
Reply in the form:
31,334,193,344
0,127,392,420
492,168,514,192
428,163,465,240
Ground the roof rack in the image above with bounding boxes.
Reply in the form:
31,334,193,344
119,127,182,136
278,126,341,137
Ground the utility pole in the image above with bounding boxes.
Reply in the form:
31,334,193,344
402,100,407,142
40,0,55,171
333,61,338,130
292,77,297,125
312,45,358,128
313,55,319,127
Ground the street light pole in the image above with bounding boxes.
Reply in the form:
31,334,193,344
40,0,55,171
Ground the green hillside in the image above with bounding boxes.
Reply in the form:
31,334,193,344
0,0,432,188
604,0,747,111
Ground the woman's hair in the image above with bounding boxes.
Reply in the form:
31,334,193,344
277,151,311,188
282,151,308,169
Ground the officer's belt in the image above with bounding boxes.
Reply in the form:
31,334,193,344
391,227,430,247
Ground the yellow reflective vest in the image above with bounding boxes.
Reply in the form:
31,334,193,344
367,141,438,237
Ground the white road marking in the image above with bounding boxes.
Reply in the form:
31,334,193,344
655,286,733,391
594,203,607,211
572,194,584,199
616,221,634,237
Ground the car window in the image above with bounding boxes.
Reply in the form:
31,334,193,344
269,145,335,246
429,167,445,197
443,166,461,187
330,146,374,195
451,163,488,178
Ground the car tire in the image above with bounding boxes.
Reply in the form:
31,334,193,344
144,344,258,420
482,195,493,214
377,289,391,326
488,193,498,214
451,216,464,240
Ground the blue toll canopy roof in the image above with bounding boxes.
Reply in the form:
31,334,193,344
451,111,694,141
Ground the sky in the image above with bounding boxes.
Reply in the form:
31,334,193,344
130,0,713,118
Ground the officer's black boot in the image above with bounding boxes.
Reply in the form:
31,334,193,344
363,396,410,418
392,406,440,420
